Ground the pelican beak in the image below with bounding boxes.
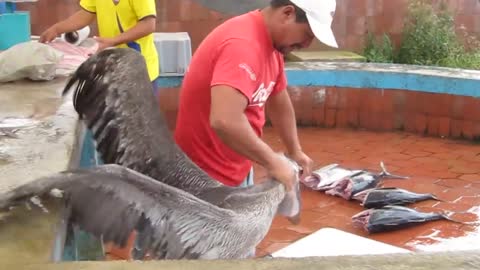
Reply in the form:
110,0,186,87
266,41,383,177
287,213,301,225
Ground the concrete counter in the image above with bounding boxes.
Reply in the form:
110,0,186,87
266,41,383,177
0,77,81,193
3,250,480,270
0,77,83,264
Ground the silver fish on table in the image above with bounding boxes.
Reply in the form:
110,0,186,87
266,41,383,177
352,187,441,209
303,162,409,200
351,205,463,233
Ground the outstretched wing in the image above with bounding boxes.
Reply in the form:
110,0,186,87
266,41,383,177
0,164,246,259
62,48,220,195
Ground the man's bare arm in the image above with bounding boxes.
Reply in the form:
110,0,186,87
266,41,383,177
209,85,295,189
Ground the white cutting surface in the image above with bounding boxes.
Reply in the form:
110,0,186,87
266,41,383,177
271,227,412,258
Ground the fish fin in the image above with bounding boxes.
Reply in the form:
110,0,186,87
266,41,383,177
429,193,444,202
379,161,409,179
440,210,480,225
381,205,413,211
440,214,468,225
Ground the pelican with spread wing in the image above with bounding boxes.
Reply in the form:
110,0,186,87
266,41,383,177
0,48,301,260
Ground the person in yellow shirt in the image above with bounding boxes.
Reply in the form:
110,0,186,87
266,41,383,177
39,0,160,95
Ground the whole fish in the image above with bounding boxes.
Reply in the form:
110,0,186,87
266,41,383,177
351,205,462,233
323,162,409,200
352,187,441,208
301,163,364,191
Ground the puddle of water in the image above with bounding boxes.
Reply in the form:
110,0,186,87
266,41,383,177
0,198,62,264
0,117,38,128
406,205,480,252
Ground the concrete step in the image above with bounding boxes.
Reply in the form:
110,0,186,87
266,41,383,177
286,50,366,62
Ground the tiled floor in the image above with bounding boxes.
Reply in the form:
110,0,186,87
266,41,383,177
253,126,480,257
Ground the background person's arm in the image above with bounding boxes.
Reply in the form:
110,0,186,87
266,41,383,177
39,10,95,43
94,17,156,51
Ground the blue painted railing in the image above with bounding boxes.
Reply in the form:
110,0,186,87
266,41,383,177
157,63,480,98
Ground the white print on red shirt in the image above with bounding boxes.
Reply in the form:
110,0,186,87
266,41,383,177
238,63,257,81
249,81,276,107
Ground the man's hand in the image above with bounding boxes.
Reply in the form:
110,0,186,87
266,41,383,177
93,36,117,52
39,26,59,43
266,154,297,192
287,150,314,180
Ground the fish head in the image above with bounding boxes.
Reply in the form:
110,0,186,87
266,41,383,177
276,154,302,224
351,209,373,232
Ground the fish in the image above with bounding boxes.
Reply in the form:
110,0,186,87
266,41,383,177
351,205,463,233
301,163,364,191
352,187,441,209
322,162,409,200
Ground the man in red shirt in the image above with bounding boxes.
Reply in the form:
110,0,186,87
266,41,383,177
174,0,338,189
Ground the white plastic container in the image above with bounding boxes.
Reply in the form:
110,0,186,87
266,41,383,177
153,32,192,76
61,26,90,46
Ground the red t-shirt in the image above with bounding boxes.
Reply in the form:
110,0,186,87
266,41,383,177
174,10,287,186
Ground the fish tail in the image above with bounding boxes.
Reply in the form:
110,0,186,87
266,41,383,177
379,161,409,179
441,214,467,224
436,210,470,225
439,210,480,226
428,193,444,202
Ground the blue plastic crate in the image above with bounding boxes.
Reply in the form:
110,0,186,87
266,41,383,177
0,11,31,50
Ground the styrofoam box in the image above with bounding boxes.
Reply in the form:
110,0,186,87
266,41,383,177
153,32,192,77
271,228,411,258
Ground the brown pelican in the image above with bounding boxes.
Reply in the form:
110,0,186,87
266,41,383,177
0,48,301,260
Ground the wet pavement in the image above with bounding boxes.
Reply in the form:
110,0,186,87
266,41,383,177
253,126,480,257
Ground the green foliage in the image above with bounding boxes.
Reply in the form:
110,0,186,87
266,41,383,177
362,0,480,70
363,32,394,63
397,0,464,65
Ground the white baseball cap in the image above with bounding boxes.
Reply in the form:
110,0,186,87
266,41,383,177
290,0,338,48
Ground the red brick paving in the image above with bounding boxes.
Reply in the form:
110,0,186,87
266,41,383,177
254,127,480,257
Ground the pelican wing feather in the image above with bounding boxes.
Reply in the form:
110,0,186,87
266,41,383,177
0,164,246,259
